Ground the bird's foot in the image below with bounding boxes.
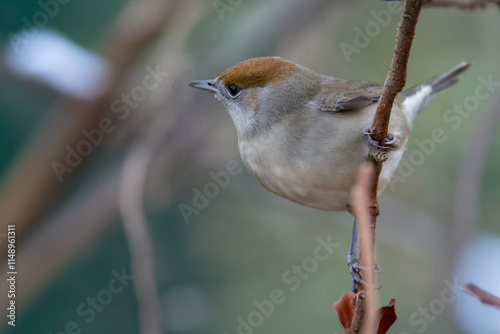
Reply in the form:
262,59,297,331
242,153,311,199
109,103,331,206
347,257,382,292
362,125,400,150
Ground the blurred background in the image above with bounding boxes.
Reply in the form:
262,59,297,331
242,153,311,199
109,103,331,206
0,0,499,333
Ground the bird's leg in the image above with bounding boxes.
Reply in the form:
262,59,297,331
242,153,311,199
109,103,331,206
347,219,364,291
347,218,382,292
362,125,400,149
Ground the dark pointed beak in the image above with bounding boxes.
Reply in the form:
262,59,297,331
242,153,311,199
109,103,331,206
188,80,218,93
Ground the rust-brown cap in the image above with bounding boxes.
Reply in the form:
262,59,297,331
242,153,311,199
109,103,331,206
218,57,298,89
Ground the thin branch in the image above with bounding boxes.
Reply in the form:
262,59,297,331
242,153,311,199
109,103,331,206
119,142,162,334
426,0,499,9
350,0,423,330
354,0,423,288
369,0,423,150
361,0,423,278
461,283,500,308
351,164,379,334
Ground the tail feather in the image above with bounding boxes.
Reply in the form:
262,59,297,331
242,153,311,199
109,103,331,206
401,61,471,121
424,61,471,94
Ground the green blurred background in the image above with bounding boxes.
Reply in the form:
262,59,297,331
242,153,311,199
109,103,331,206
1,0,499,333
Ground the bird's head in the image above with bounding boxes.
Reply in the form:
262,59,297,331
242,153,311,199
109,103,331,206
189,57,320,138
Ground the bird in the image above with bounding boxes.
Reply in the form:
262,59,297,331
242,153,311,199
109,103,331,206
188,57,470,290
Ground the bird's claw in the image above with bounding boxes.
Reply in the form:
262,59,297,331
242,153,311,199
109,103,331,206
348,258,382,292
350,261,382,274
362,125,400,150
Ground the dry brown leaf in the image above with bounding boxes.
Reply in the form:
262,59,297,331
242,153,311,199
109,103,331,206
377,299,397,334
334,294,397,333
334,293,355,330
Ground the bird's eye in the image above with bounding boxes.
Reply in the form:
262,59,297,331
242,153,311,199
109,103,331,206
226,84,241,98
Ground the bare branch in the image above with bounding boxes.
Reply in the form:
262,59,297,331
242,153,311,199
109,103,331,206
348,0,423,331
363,0,423,270
426,0,499,9
359,0,423,284
351,164,379,334
462,283,500,308
119,143,162,334
369,0,423,151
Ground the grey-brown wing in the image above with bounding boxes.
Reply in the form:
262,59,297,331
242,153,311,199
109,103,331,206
314,76,383,111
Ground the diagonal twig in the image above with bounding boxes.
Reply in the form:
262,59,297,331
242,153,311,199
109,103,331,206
426,0,499,9
461,283,500,308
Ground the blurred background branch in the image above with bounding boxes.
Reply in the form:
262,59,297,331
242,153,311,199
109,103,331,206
0,0,181,245
451,90,500,262
426,0,500,8
119,142,162,334
461,283,500,308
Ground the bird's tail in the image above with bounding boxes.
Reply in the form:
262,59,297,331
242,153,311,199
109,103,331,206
423,61,471,94
401,61,471,121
